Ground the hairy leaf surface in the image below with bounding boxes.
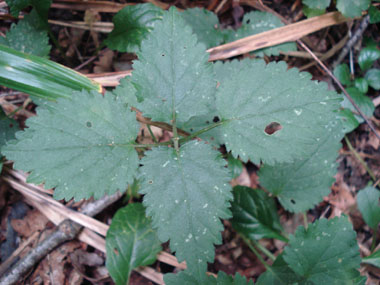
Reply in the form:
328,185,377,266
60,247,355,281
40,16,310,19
226,11,296,56
216,59,341,165
230,186,285,241
0,9,50,57
283,216,361,283
104,3,163,53
139,141,232,277
132,7,216,124
259,119,343,212
357,186,380,230
106,203,162,285
3,91,139,200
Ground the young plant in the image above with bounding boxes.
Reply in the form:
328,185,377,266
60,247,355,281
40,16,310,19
0,5,368,284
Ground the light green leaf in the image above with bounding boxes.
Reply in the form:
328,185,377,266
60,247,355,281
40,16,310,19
358,47,380,71
106,203,162,285
109,76,138,107
139,141,232,278
369,5,380,23
165,270,253,285
230,186,286,241
341,87,374,124
0,44,101,101
336,0,370,18
357,186,380,230
0,9,50,57
333,63,351,85
283,216,361,283
3,90,139,201
302,0,330,9
354,78,368,94
337,109,359,134
132,7,216,125
104,3,163,53
259,118,342,212
365,68,380,90
362,249,380,268
6,0,51,19
215,59,341,165
181,8,224,48
226,11,296,56
227,154,243,179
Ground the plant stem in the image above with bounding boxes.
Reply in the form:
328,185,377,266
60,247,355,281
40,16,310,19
251,239,276,261
371,226,378,252
303,212,308,229
241,235,271,270
147,125,158,143
178,121,225,145
344,136,376,181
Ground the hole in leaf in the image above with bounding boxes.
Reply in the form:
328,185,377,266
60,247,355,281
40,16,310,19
246,19,250,24
162,54,165,56
148,180,153,184
290,199,296,204
213,116,220,123
264,122,282,135
113,248,119,255
86,121,92,128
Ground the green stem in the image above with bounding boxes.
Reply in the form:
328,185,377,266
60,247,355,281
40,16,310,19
344,136,376,181
178,121,225,145
371,226,378,252
147,125,158,143
241,235,271,270
251,239,276,261
303,212,308,230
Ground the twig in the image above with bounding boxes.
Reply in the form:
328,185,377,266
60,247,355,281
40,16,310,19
332,15,370,69
0,192,121,285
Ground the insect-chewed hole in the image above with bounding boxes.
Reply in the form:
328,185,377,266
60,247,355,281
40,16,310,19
246,19,251,24
113,248,119,255
86,121,92,128
290,199,296,204
264,122,282,135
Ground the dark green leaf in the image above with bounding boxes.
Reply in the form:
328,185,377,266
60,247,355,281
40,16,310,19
333,64,351,85
0,44,101,101
259,119,343,212
106,203,162,285
139,141,232,278
0,109,19,152
226,11,296,56
181,8,224,48
337,109,359,134
358,47,380,71
283,216,361,283
216,59,341,165
6,0,51,19
369,5,380,23
336,0,370,18
357,186,380,230
303,6,326,18
165,270,253,285
302,0,330,9
341,87,374,124
132,7,216,125
104,3,163,53
230,186,285,241
365,68,380,90
0,9,50,57
3,91,139,201
362,250,380,268
354,78,368,94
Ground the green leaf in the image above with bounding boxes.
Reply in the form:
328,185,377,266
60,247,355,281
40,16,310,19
358,47,380,71
109,76,138,107
227,154,243,179
215,59,341,165
230,186,286,241
226,11,296,56
365,68,380,90
0,109,19,153
302,0,330,9
139,140,232,278
256,254,301,285
0,44,101,101
354,78,368,93
357,186,380,230
3,90,139,201
6,0,51,19
181,8,224,49
362,249,380,268
303,6,326,18
336,0,370,18
132,7,216,125
106,203,162,285
337,109,359,134
259,118,343,212
165,270,253,285
0,9,50,57
333,63,351,85
283,216,361,283
369,5,380,23
341,87,374,123
104,3,163,53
